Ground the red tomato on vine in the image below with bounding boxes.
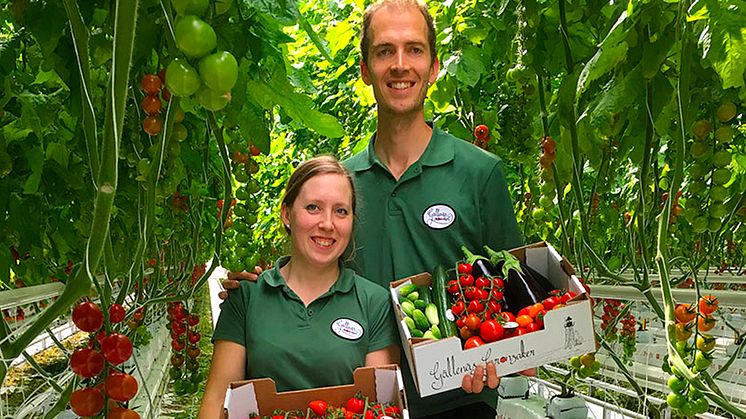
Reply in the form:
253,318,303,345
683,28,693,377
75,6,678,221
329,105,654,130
141,74,162,94
101,333,134,365
474,124,489,141
105,372,139,401
72,301,103,332
69,387,104,417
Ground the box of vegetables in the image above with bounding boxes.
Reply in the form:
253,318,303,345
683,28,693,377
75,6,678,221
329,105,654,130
389,241,596,397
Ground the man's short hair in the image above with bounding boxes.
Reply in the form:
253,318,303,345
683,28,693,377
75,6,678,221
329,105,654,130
360,0,437,65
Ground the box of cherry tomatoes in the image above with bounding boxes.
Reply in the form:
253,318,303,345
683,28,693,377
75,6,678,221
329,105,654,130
390,242,596,397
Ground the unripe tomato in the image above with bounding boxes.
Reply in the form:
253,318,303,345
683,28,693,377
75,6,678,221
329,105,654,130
696,334,716,352
172,0,209,16
105,372,139,401
196,85,231,111
698,314,716,332
141,94,162,115
72,301,104,332
70,348,105,378
198,51,239,92
165,58,201,97
174,15,216,58
142,115,163,136
70,387,104,416
101,333,134,365
140,74,162,94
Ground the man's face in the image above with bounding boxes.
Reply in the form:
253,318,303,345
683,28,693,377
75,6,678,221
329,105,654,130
360,4,439,118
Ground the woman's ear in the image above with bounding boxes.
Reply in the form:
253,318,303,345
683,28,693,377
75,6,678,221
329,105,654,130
281,204,290,229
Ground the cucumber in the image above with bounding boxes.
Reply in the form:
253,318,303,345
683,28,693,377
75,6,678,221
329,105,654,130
398,283,418,298
418,285,433,305
412,309,430,331
423,330,436,340
432,264,458,338
411,329,424,338
401,300,415,317
430,324,442,339
425,303,439,326
413,299,428,310
404,316,416,332
406,291,420,302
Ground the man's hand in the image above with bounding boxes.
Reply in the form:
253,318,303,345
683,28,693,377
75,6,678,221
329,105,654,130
218,266,262,300
461,362,499,394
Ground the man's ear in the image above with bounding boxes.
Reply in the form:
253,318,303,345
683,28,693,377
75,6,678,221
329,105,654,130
360,58,372,85
428,57,440,85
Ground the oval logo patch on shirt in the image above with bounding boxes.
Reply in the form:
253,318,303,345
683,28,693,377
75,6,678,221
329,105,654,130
331,318,364,341
422,204,456,229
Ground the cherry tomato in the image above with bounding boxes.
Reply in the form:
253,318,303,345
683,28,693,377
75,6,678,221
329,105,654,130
108,407,141,419
464,336,485,349
165,58,201,97
105,372,139,401
188,331,202,344
474,124,489,141
101,333,133,365
492,277,505,289
459,274,474,287
172,339,186,351
535,309,548,327
250,144,261,156
696,334,716,352
527,303,544,319
174,15,217,58
514,326,527,336
487,300,502,314
525,321,541,333
346,397,365,414
142,115,163,136
479,319,504,342
560,291,577,304
309,400,328,416
467,300,484,314
694,350,713,370
70,387,104,416
457,262,472,275
451,301,465,316
140,74,162,94
70,348,105,378
698,295,718,315
187,345,201,358
465,313,481,331
141,94,162,115
109,303,126,324
72,301,104,332
499,311,516,323
517,307,531,318
675,303,697,324
171,353,185,368
187,314,199,326
516,314,533,328
698,314,716,332
542,296,559,310
491,288,504,300
447,279,460,294
198,51,239,92
475,276,490,289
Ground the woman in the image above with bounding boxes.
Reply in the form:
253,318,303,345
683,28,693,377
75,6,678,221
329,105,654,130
199,156,400,418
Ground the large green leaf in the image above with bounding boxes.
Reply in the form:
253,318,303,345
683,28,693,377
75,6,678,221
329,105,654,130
23,146,44,194
242,0,299,26
711,27,746,90
455,46,485,87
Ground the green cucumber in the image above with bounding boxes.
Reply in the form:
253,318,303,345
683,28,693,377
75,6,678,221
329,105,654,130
425,303,439,326
404,316,416,332
432,264,458,338
430,324,442,339
401,300,415,317
423,330,436,340
398,283,418,298
412,309,430,331
418,285,433,305
406,291,420,302
411,329,424,338
413,299,428,310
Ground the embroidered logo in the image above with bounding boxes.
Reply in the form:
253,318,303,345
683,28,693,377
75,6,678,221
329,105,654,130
423,204,456,229
331,318,364,341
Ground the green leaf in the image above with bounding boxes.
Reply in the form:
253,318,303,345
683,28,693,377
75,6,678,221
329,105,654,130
641,36,675,79
242,0,299,25
455,46,485,87
298,12,333,62
577,41,629,96
325,19,354,59
558,70,580,128
2,120,33,143
711,27,746,90
0,34,20,77
239,101,271,154
23,146,45,194
46,143,70,169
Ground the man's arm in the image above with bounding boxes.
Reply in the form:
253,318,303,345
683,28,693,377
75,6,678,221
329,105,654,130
365,345,400,366
218,266,262,300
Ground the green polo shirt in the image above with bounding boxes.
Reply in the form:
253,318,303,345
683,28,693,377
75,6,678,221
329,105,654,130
343,124,523,417
213,256,399,392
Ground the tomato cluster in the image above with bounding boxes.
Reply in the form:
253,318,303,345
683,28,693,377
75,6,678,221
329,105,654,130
532,136,556,222
167,301,204,395
619,313,636,362
665,294,720,416
247,394,402,419
68,301,139,417
684,100,739,234
568,352,601,379
164,2,238,111
447,260,575,349
600,298,623,339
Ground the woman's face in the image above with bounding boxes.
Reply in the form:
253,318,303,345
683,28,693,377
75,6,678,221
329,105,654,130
282,173,354,270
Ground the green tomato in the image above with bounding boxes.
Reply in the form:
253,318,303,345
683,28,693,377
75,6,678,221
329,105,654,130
692,216,709,233
690,141,710,159
694,350,712,370
578,365,593,377
715,126,733,143
196,85,231,111
172,123,188,142
166,58,201,97
539,195,554,209
709,203,728,218
569,356,581,369
709,185,728,202
688,162,709,179
171,0,208,16
678,401,697,416
199,51,239,92
667,375,687,393
591,360,601,373
691,396,709,414
666,392,686,409
532,207,546,221
688,181,707,196
174,15,217,58
234,168,250,183
696,334,716,352
169,367,183,380
711,168,732,186
708,217,722,232
712,150,732,168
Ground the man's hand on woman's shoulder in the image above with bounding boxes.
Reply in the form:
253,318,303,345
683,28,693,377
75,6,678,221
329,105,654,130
218,266,262,300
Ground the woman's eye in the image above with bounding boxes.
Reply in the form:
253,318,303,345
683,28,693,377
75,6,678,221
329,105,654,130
306,204,319,211
336,208,349,216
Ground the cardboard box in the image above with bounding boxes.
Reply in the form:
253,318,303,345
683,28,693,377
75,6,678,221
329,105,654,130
223,365,409,419
390,242,597,397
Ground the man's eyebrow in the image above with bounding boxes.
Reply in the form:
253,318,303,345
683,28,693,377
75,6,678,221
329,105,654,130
372,41,426,49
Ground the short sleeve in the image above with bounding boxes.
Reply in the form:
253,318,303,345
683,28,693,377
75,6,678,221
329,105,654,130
212,282,249,346
481,159,524,251
365,284,400,353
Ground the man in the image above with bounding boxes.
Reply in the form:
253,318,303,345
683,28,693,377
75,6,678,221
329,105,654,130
224,0,523,417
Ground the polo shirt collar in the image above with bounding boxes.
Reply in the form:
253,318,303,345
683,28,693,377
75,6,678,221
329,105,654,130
263,256,355,293
346,122,454,172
